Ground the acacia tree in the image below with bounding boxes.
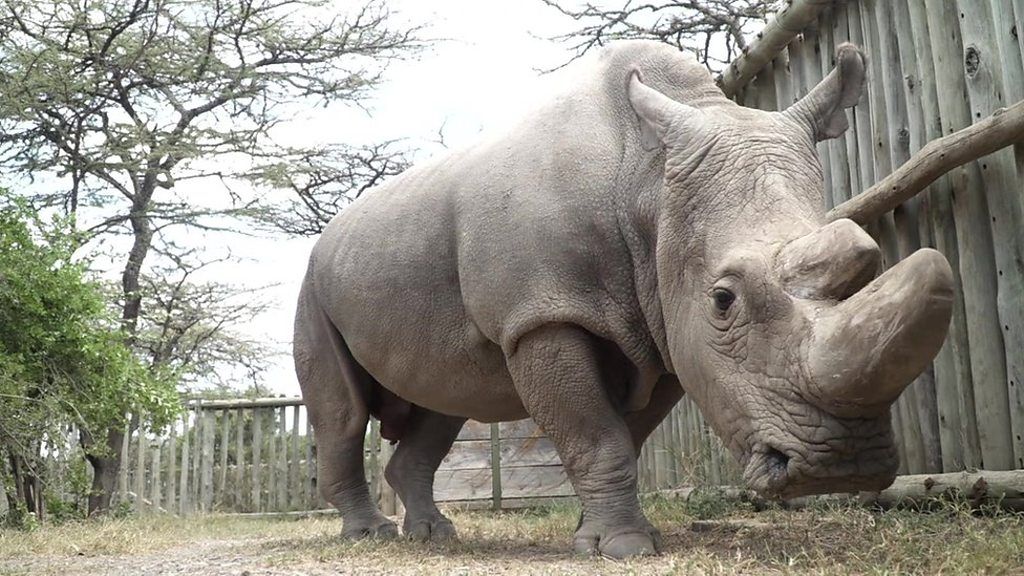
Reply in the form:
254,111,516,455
540,0,779,70
0,0,422,513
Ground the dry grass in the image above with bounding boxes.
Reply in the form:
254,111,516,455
2,494,1024,575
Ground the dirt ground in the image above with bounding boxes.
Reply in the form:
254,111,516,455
2,494,1024,575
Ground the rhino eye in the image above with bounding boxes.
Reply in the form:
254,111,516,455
712,288,735,311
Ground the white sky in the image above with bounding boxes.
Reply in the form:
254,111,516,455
227,1,590,396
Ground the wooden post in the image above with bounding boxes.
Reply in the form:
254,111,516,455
306,417,317,509
773,49,794,110
276,407,288,511
291,405,301,510
823,3,854,207
190,407,202,509
218,409,230,508
151,443,162,512
201,410,215,512
235,409,245,511
134,421,145,513
118,420,130,506
958,0,1024,471
166,421,177,513
490,422,502,510
179,412,191,515
379,436,397,516
251,408,262,512
800,18,834,208
266,408,278,511
927,0,1014,471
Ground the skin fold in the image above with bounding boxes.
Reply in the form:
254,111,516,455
293,40,953,559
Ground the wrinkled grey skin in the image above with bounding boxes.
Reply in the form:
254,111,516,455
293,41,953,558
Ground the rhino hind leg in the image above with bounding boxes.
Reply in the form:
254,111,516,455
506,324,660,559
293,278,397,540
384,406,466,542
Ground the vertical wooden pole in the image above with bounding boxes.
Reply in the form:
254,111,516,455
166,422,177,513
178,412,191,515
201,410,215,512
773,49,794,110
276,407,288,511
961,0,1024,470
927,0,1014,471
266,408,278,510
823,4,854,207
490,422,502,510
800,18,834,208
379,436,396,516
190,408,202,509
118,420,130,506
218,410,229,508
134,422,145,514
235,409,245,511
291,405,301,511
907,0,980,471
306,416,317,509
251,409,262,512
150,443,162,512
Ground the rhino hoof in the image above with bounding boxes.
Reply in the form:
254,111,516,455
404,517,458,543
574,528,661,559
342,519,399,540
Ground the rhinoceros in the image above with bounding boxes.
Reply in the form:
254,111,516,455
293,40,953,558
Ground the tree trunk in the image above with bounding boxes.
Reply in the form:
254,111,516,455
82,427,126,516
83,188,155,515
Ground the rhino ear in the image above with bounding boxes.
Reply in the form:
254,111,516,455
628,71,698,151
785,43,866,141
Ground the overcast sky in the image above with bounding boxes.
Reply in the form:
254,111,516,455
229,1,595,396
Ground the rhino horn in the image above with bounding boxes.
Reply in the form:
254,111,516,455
778,218,880,300
785,43,866,142
803,248,954,416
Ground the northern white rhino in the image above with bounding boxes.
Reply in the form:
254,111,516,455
293,40,953,558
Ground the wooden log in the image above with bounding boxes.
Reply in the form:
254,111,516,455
379,437,397,515
926,0,1014,471
861,470,1024,510
959,0,1024,471
826,99,1024,224
234,408,245,511
718,0,836,97
251,409,262,512
201,410,215,512
907,0,980,471
751,59,778,112
184,397,303,410
218,410,229,508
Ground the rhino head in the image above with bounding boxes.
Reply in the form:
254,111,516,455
629,44,954,498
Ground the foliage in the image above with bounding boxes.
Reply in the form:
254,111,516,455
0,191,179,521
541,0,781,71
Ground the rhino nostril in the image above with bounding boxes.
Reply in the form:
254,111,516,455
766,447,790,474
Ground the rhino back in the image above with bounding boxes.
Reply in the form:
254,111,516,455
308,41,724,419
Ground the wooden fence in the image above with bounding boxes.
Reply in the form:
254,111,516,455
637,0,1024,484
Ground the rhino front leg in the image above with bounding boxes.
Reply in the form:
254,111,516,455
384,406,466,542
506,324,660,559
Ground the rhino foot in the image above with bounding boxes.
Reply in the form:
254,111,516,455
341,516,399,540
573,522,662,559
403,514,458,543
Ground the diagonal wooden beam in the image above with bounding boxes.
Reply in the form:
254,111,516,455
827,99,1024,224
716,0,836,98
